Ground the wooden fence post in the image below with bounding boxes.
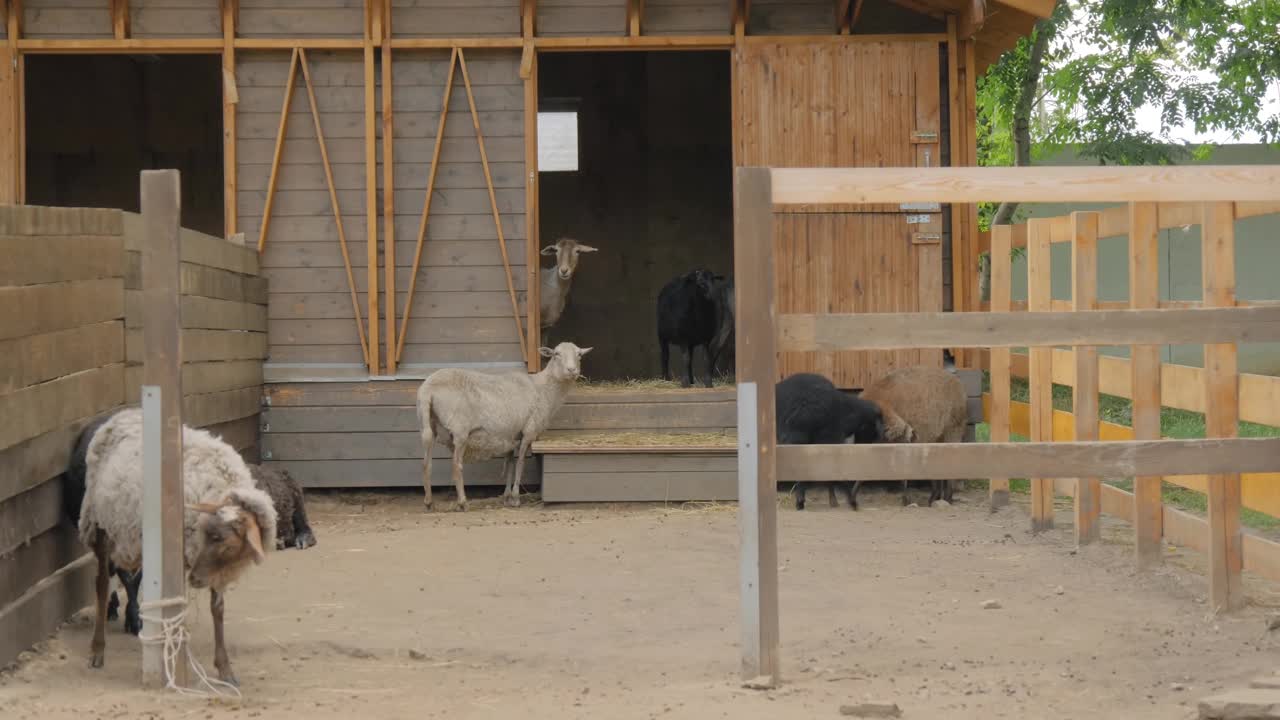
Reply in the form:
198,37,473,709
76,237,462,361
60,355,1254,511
1027,218,1054,532
734,166,780,684
1202,201,1243,612
1129,201,1163,568
987,224,1012,509
139,169,188,688
1071,212,1101,544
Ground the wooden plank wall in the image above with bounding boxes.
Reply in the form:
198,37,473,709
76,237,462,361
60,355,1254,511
747,0,836,35
238,0,364,38
23,0,113,38
537,0,628,37
130,0,222,38
239,51,372,367
121,212,267,459
643,0,731,35
0,206,125,670
390,50,528,368
392,0,521,38
261,380,535,487
735,39,945,388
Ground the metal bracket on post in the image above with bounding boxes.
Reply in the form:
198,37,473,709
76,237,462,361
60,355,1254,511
737,381,761,679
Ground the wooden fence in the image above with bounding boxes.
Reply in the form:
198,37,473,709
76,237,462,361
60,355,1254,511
732,164,1280,684
122,213,267,460
0,204,267,669
977,202,1280,579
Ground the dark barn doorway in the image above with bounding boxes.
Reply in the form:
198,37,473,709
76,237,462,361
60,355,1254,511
25,54,225,238
537,50,733,382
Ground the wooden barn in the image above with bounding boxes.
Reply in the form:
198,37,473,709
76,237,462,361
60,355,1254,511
0,0,1052,496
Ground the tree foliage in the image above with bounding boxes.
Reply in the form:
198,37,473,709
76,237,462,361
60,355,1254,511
976,0,1280,229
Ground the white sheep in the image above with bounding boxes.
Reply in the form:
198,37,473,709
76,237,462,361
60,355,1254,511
77,407,277,687
416,342,592,511
539,237,597,329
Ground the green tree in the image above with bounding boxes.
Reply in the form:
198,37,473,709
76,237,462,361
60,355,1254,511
977,0,1280,229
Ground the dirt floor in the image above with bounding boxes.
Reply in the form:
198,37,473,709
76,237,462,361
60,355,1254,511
4,484,1280,720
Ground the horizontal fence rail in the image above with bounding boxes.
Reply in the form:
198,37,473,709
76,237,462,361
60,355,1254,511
777,437,1280,482
770,166,1280,205
777,306,1280,351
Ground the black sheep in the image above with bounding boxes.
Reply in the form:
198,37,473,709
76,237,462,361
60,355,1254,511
657,268,721,388
63,411,143,635
775,372,885,511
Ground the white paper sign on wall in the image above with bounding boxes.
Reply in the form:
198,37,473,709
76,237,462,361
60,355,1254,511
538,112,579,172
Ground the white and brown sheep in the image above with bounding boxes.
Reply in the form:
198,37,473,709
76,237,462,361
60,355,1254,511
416,342,592,511
77,407,277,686
859,365,969,507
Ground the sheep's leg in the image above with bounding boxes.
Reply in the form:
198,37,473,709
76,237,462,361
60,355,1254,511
827,484,838,508
89,529,109,669
660,339,671,381
793,482,807,511
292,496,317,549
901,480,912,506
451,440,469,512
421,420,436,512
928,481,943,506
107,589,119,622
500,452,513,499
507,436,534,507
682,345,694,388
211,588,238,687
849,481,862,511
119,568,142,636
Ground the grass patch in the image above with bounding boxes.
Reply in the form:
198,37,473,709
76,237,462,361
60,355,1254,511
979,370,1280,532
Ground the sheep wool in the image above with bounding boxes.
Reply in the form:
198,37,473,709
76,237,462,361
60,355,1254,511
78,407,277,575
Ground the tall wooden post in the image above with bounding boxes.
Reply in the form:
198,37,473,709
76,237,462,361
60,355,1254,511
1027,218,1054,532
734,166,779,684
1071,211,1101,545
1202,201,1243,611
986,224,1012,509
1129,201,1163,568
140,169,188,688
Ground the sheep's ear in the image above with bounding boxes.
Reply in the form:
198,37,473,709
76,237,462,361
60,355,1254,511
538,346,555,358
575,244,598,253
186,502,220,515
241,512,267,565
577,346,593,356
540,245,558,256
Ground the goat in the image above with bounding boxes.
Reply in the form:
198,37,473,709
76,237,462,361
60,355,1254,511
860,365,968,507
417,342,592,511
539,237,598,329
657,268,720,388
78,407,276,686
776,372,886,511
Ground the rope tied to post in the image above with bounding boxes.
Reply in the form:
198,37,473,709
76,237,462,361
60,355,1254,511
137,595,242,701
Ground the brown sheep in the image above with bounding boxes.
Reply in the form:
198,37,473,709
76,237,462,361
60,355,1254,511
249,464,317,550
859,365,969,507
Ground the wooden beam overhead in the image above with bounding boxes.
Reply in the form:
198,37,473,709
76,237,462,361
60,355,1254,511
959,0,986,39
993,0,1055,18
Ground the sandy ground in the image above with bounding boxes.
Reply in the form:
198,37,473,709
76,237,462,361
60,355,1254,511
3,484,1280,720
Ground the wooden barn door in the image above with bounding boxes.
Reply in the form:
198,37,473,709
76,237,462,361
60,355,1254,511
734,38,944,388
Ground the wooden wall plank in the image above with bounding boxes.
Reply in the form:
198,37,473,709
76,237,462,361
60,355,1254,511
0,524,85,609
0,234,124,286
1129,200,1163,568
184,385,261,428
1027,217,1053,532
0,553,95,670
126,329,267,363
0,321,123,395
0,364,125,451
23,0,112,38
0,418,100,507
1071,211,1101,545
237,0,363,38
130,0,221,37
0,479,62,557
393,0,521,37
1202,200,1243,612
536,0,627,36
643,0,730,35
0,278,124,341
